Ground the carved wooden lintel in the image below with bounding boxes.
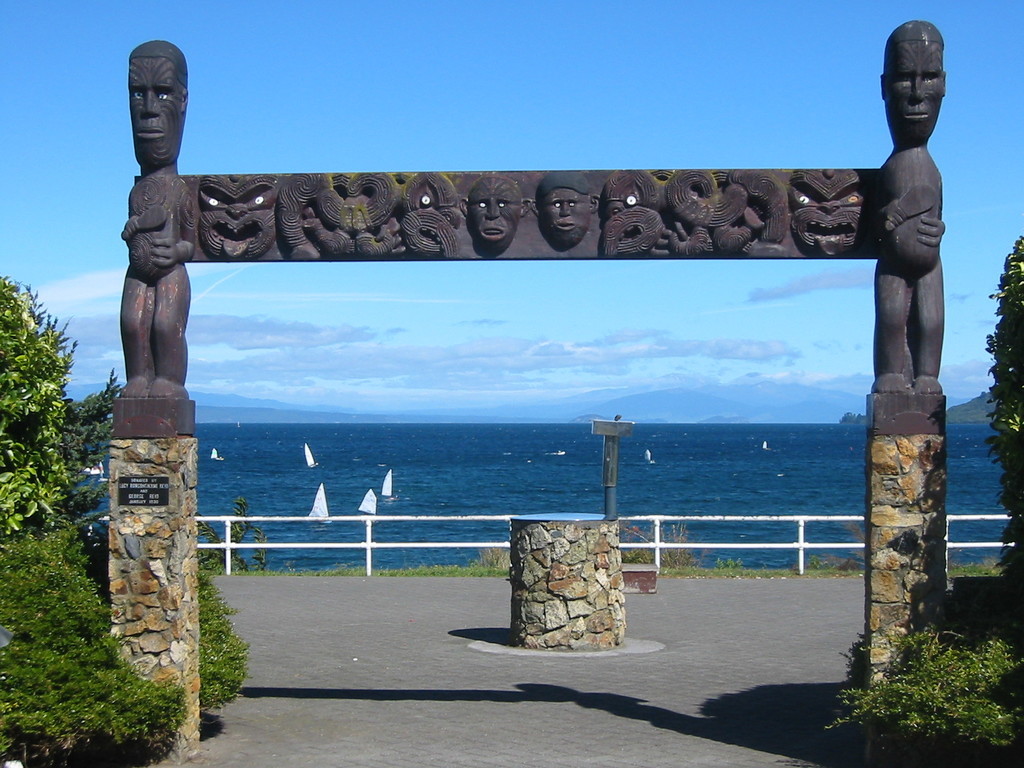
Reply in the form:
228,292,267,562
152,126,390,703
181,168,877,263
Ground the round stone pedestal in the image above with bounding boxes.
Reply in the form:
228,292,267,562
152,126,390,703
509,514,624,650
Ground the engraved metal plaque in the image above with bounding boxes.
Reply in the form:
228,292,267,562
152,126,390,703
117,476,171,507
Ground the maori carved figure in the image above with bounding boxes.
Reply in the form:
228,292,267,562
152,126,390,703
873,20,946,395
121,40,193,400
789,169,863,255
535,171,597,252
276,173,325,258
276,173,401,258
465,175,523,257
723,170,789,254
662,170,738,255
197,174,277,259
599,170,662,256
660,170,789,256
123,175,193,282
399,172,462,258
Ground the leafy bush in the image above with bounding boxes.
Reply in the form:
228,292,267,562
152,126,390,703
0,528,185,765
620,523,696,568
197,570,249,710
471,546,510,570
58,371,121,524
840,631,1023,752
198,496,267,573
988,235,1024,591
0,279,73,535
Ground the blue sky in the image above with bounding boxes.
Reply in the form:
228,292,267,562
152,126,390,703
2,1,1021,412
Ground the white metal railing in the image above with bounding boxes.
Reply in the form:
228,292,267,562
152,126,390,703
196,513,1010,576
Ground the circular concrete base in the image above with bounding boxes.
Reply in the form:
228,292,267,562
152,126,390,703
467,637,664,657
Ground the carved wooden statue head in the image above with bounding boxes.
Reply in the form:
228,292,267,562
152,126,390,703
129,40,188,175
882,21,945,150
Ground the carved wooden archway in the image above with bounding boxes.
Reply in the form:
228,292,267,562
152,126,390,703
109,23,948,759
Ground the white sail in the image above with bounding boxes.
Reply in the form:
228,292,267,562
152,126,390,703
381,469,393,498
211,448,224,460
762,440,769,451
308,483,329,518
304,443,318,467
644,449,653,464
358,489,377,515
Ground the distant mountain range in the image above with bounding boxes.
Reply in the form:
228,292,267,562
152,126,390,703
66,381,984,425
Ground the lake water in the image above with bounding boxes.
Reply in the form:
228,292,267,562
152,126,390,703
193,422,1007,571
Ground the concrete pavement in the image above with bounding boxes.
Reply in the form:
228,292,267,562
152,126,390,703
158,576,865,767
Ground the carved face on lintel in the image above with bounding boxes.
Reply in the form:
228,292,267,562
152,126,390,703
598,170,663,256
789,170,863,255
882,20,945,149
536,171,596,251
129,40,188,174
198,175,278,259
466,175,523,256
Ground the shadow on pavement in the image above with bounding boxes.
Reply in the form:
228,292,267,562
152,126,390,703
448,626,508,644
240,680,862,768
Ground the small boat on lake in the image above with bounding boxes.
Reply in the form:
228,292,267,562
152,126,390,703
304,443,318,467
211,448,224,461
308,483,329,519
381,469,394,499
358,489,377,515
644,449,655,464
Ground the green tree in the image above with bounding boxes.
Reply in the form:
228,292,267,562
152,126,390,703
59,370,121,523
987,235,1024,591
0,278,72,535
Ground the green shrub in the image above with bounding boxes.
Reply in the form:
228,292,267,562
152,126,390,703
0,528,185,765
620,523,696,568
198,496,267,573
198,570,249,710
471,546,510,570
839,631,1023,749
0,279,73,535
988,235,1024,591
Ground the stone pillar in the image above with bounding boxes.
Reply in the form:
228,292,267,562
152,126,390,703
864,394,946,684
509,514,624,650
108,437,200,760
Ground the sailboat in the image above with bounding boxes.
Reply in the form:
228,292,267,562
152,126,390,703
644,449,654,464
358,489,377,515
308,483,329,519
304,443,318,468
211,448,224,461
762,440,770,451
381,469,394,499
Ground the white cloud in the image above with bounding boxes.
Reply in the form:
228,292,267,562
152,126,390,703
189,315,376,350
748,267,873,302
35,269,125,313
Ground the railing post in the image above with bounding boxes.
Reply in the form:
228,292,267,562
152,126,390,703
365,518,373,576
945,514,950,575
797,518,806,575
654,518,662,569
224,520,232,576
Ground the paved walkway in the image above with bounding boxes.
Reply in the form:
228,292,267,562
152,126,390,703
162,576,865,767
